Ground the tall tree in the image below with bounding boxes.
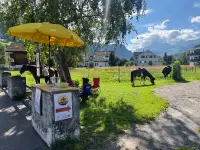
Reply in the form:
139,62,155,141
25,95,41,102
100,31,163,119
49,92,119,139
0,42,7,64
0,0,146,81
109,51,116,66
163,52,168,63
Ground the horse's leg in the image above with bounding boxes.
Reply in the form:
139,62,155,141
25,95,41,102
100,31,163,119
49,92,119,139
35,76,40,84
132,77,135,87
164,74,166,79
34,77,38,84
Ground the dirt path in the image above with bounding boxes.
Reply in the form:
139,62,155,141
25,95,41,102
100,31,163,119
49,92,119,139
106,82,200,150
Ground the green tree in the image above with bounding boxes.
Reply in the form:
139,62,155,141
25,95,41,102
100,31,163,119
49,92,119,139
117,58,127,66
163,52,168,63
166,55,174,65
181,53,189,65
130,56,134,61
172,61,183,81
0,0,146,81
0,42,7,64
109,52,116,66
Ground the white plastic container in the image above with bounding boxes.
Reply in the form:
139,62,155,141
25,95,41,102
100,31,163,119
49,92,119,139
50,77,58,84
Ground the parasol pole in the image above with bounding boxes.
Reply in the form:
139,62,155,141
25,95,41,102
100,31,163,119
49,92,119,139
36,43,40,84
49,35,51,70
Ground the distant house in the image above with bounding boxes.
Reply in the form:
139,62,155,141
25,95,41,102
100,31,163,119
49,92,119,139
78,51,113,67
189,47,200,66
133,50,162,66
6,43,28,65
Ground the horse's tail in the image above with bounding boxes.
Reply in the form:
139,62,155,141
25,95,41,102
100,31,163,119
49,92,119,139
162,68,166,74
131,71,134,82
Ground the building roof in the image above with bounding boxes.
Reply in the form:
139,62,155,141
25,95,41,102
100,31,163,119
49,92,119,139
94,51,113,56
135,50,156,57
6,43,26,52
189,47,200,56
133,52,143,57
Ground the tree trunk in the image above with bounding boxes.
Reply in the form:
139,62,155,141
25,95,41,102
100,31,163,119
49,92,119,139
55,49,72,82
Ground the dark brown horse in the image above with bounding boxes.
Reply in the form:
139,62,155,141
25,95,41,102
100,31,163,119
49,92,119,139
20,64,58,84
131,68,155,86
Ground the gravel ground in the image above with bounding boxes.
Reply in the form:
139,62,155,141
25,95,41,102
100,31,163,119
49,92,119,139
103,82,200,150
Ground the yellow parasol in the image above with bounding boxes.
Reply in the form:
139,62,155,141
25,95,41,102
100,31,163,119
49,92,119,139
7,22,84,70
7,22,84,47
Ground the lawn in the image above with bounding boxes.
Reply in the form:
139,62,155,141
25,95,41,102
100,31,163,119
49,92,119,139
10,66,200,149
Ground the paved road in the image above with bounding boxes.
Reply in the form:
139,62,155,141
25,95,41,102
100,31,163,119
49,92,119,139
103,82,200,150
0,90,48,150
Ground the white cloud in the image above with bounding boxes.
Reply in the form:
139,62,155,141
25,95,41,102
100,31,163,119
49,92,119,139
138,9,153,16
128,9,152,18
148,19,170,31
127,20,200,52
190,16,200,23
194,2,200,8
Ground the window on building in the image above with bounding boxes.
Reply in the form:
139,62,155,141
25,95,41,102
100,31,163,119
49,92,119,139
140,61,142,63
154,56,156,58
144,61,146,63
146,56,148,58
149,56,152,58
141,56,145,58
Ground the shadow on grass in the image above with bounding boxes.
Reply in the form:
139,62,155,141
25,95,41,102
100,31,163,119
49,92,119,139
51,97,136,150
80,97,136,149
133,84,154,88
174,78,190,83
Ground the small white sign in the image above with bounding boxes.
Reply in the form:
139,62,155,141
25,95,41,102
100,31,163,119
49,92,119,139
36,53,40,76
35,88,41,115
54,93,72,122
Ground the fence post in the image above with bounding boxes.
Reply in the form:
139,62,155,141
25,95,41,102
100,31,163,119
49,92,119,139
118,66,120,83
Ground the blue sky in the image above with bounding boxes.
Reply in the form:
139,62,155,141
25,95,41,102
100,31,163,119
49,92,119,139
126,0,200,52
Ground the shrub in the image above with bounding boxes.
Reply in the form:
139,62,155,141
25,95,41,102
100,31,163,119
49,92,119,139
172,61,183,81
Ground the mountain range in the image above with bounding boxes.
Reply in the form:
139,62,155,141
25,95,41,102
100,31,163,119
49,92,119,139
135,39,200,56
89,44,133,59
90,38,200,59
1,29,199,59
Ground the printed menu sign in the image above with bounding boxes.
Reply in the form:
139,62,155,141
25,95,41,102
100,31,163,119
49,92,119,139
54,93,72,121
35,88,41,115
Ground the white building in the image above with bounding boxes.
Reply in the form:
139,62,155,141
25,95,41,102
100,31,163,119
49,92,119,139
78,51,113,67
189,47,200,66
133,50,162,66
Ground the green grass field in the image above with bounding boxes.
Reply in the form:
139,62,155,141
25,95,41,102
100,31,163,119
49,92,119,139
10,66,200,149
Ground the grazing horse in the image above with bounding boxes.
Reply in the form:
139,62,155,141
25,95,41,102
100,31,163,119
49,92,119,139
162,66,172,79
131,68,155,86
20,64,58,84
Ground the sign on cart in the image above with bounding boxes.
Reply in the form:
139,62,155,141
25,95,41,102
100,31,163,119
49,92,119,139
54,92,72,121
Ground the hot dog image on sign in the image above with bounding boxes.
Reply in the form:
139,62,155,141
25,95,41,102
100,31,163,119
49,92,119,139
54,92,72,121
